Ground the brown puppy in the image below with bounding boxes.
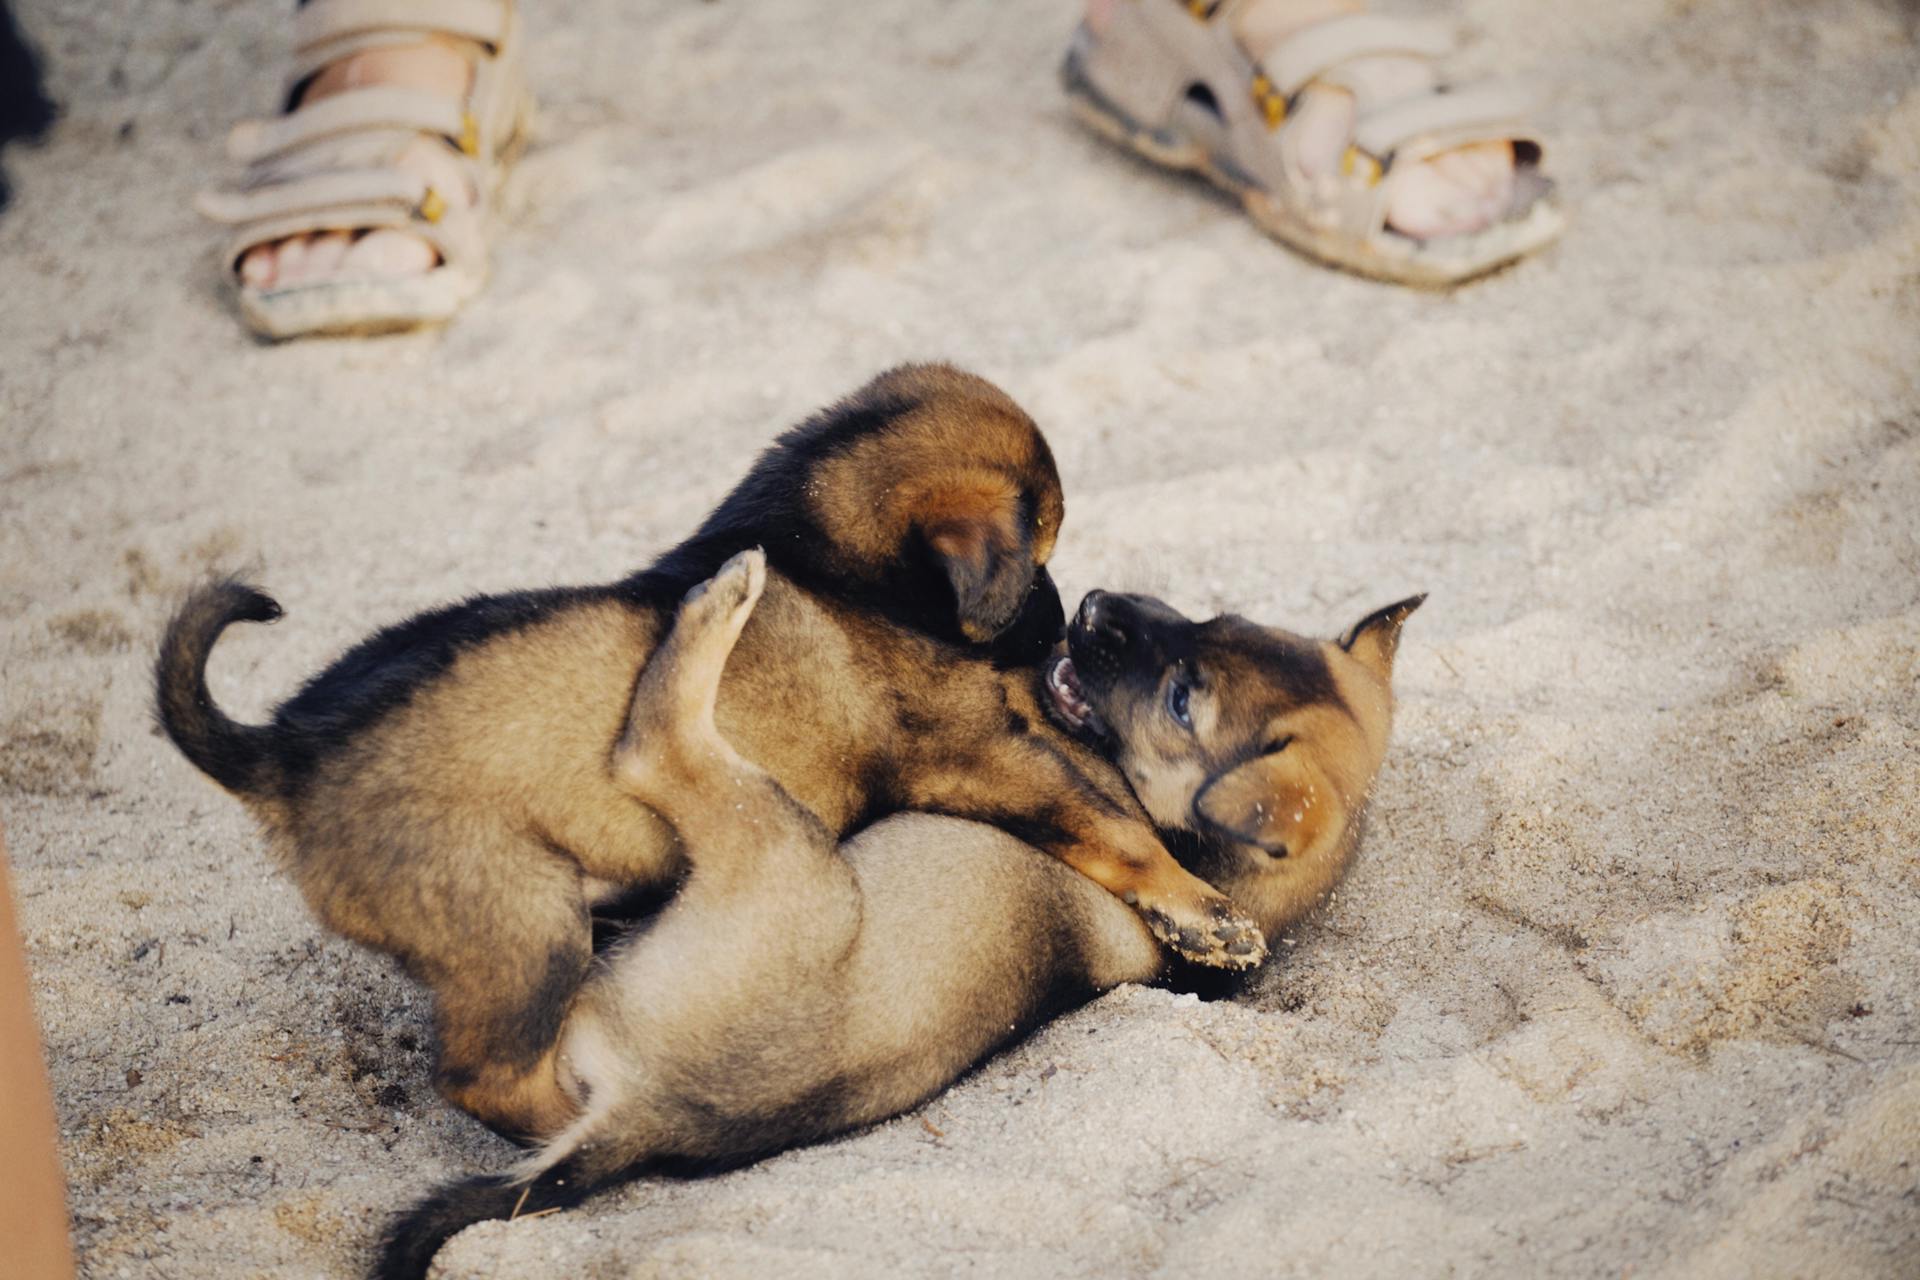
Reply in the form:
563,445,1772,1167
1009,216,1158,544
374,551,1420,1279
154,365,1262,1141
1043,586,1426,938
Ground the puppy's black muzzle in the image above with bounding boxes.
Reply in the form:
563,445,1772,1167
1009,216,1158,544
988,566,1066,670
1067,590,1187,695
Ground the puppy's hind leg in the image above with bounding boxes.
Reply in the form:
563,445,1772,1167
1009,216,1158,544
614,547,765,803
614,552,825,852
613,549,835,888
582,552,856,1173
618,545,760,767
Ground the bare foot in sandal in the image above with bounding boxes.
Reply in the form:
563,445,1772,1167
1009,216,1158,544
237,40,473,292
197,0,530,338
1067,0,1562,285
1228,0,1514,243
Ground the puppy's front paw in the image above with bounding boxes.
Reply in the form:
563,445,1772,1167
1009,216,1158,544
1141,896,1267,970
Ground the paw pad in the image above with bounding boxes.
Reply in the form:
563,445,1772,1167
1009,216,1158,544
1142,903,1268,971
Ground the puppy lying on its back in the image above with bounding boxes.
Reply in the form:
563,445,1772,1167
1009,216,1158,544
378,550,1422,1278
156,365,1265,1142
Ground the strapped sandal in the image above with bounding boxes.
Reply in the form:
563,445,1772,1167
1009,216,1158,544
196,0,533,338
1062,0,1564,287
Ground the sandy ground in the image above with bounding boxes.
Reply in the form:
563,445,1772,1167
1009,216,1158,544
2,0,1917,1275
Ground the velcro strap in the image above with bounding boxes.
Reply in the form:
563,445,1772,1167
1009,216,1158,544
293,0,507,55
196,168,429,226
226,87,467,165
1354,80,1535,160
1257,14,1451,98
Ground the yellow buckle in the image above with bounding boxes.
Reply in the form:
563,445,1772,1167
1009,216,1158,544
1342,146,1382,186
1251,75,1287,130
419,187,447,223
458,112,480,157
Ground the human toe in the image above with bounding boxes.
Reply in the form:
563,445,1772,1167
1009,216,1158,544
239,244,277,288
341,228,438,279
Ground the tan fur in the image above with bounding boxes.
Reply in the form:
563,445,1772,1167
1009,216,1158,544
1061,591,1423,942
554,551,1172,1174
565,572,1422,1145
158,366,1257,1144
374,559,1421,1279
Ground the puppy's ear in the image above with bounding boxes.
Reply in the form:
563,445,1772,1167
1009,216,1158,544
1338,594,1425,681
919,474,1036,643
1193,750,1338,858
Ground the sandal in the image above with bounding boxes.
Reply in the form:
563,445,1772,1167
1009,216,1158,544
195,0,533,339
1062,1,1564,287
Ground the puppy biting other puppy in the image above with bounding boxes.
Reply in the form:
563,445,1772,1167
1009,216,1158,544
155,364,1267,1142
376,551,1422,1278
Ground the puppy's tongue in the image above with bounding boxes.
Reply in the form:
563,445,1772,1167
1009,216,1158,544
1046,655,1095,732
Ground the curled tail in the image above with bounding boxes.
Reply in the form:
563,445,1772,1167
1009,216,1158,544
375,1154,610,1280
154,579,284,797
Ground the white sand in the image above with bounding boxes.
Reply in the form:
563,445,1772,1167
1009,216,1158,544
2,0,1916,1275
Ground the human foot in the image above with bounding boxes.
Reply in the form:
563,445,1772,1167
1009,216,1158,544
1229,0,1515,243
1063,0,1561,285
196,0,530,337
237,39,474,291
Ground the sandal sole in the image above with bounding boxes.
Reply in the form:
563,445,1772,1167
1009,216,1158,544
1061,45,1564,289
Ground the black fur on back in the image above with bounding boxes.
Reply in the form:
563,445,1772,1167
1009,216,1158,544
263,374,929,789
268,583,612,784
156,365,1061,796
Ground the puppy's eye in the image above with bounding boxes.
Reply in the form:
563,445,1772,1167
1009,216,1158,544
1166,677,1193,729
1263,735,1294,756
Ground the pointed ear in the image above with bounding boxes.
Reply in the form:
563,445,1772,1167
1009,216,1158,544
1193,752,1335,858
1338,594,1426,681
919,475,1035,643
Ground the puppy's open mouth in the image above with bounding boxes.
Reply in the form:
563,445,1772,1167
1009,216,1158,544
1044,653,1109,739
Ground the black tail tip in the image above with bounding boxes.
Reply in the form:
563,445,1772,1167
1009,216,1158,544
242,591,284,624
375,1176,504,1280
374,1166,594,1280
215,580,283,625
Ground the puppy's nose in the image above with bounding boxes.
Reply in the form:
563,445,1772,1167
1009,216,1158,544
1077,591,1130,647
